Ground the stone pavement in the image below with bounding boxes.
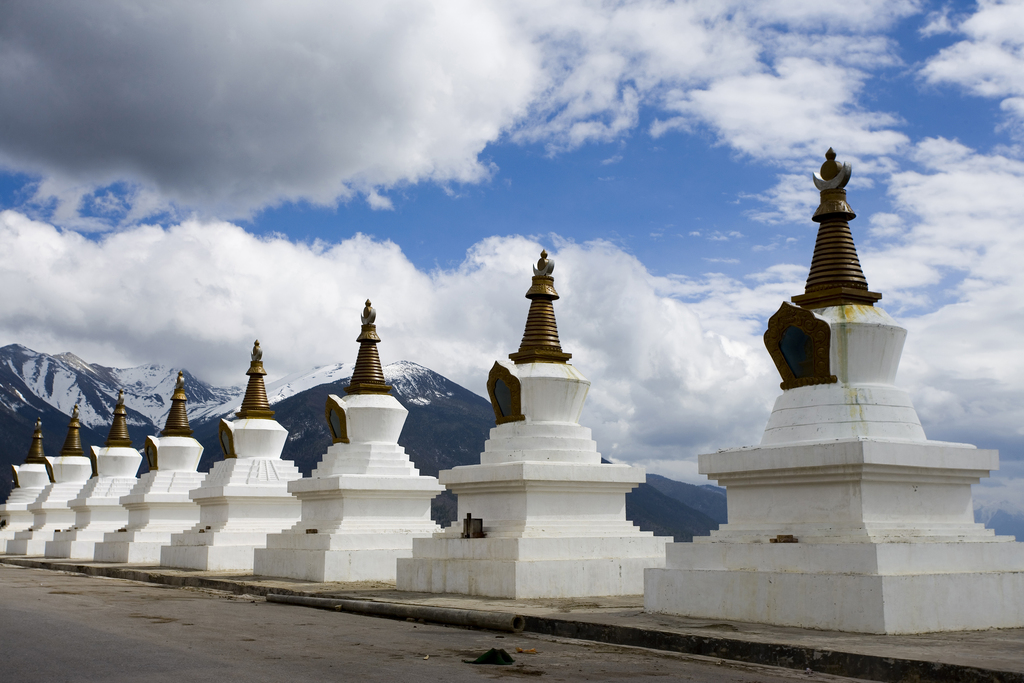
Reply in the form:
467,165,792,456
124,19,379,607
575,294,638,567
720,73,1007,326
2,556,1022,683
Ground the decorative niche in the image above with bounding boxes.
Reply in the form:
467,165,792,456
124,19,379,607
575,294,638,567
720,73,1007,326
218,420,236,459
764,302,837,390
324,394,350,444
144,437,159,470
486,362,525,425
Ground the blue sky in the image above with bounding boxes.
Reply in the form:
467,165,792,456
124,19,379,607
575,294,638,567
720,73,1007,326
1,0,1023,509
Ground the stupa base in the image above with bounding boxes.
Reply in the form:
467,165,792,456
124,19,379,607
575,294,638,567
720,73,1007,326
95,530,178,564
398,535,668,598
256,529,438,582
644,541,1024,634
160,536,267,572
5,535,52,556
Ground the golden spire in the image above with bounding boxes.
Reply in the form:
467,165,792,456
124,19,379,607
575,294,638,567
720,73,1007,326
236,340,275,419
104,390,133,447
161,371,194,436
24,418,47,465
59,405,86,457
345,300,392,395
791,148,882,309
508,250,572,364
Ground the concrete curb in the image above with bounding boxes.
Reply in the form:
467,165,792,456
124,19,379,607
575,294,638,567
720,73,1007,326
3,557,1022,683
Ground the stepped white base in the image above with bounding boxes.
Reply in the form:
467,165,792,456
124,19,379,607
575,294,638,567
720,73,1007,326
94,530,173,564
160,454,302,571
644,541,1024,634
161,538,268,572
398,535,668,598
44,476,138,559
44,533,106,560
254,472,443,582
0,488,46,552
256,532,434,582
93,470,206,564
5,480,88,555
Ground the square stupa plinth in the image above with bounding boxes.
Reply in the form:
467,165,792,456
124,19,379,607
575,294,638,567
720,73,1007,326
0,421,52,552
95,439,206,564
398,252,668,598
644,151,1024,634
6,409,93,556
256,304,443,582
45,446,141,560
160,343,301,572
95,375,206,564
255,394,444,582
46,394,142,560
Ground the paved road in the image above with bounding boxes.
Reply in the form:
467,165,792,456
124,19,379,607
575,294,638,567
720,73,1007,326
0,564,868,682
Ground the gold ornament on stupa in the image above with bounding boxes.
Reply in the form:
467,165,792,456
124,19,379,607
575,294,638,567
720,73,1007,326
59,405,86,457
235,340,275,419
508,250,572,364
161,371,194,437
104,390,133,447
24,418,48,465
791,148,882,309
345,300,392,395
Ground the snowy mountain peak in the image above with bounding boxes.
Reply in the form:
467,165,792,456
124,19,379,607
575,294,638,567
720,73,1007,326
0,344,237,431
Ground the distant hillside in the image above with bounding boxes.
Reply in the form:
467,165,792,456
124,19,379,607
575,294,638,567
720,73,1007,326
646,473,728,525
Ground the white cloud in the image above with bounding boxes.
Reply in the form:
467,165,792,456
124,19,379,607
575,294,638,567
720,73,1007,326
0,1,539,220
859,139,1024,460
0,210,779,482
921,0,1024,132
657,57,908,164
0,0,919,226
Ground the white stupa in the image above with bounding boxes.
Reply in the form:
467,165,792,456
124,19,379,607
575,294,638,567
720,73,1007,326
398,250,669,598
0,420,53,552
45,391,143,559
255,301,444,581
645,149,1024,634
94,373,206,564
161,341,301,572
6,407,94,555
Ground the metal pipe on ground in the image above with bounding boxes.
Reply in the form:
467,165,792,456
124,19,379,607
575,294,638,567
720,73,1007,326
266,594,526,633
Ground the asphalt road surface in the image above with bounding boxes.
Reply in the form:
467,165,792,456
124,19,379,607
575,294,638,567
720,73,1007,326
0,564,870,682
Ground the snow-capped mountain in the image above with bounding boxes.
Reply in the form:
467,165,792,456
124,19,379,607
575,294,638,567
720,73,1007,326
0,344,237,431
210,359,460,415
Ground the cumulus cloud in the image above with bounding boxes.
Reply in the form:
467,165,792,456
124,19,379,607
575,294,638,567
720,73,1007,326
3,130,1024,482
0,1,539,222
0,210,782,482
0,0,917,225
859,139,1024,459
921,0,1024,134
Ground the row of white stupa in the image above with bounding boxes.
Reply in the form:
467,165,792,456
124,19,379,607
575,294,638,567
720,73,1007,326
2,150,1023,635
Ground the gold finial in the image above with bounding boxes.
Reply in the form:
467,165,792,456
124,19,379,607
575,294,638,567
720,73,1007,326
24,418,47,464
104,389,133,447
791,149,882,310
162,371,194,436
236,340,275,419
346,299,392,395
59,404,86,458
509,249,572,365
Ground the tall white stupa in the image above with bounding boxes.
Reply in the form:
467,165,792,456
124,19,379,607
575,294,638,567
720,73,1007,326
6,407,93,555
398,250,669,598
94,373,206,564
0,420,53,552
255,301,444,581
161,341,302,572
645,149,1024,634
45,391,143,559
